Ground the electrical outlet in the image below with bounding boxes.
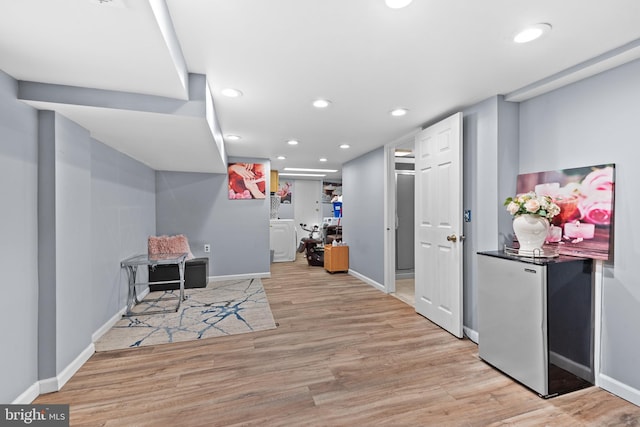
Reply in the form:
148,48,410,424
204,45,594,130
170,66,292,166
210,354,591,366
204,244,211,253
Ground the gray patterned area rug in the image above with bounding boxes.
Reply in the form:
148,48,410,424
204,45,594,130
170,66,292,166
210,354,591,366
95,278,276,351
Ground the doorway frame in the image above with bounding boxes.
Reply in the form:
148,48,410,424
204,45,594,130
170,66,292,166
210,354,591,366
383,130,420,295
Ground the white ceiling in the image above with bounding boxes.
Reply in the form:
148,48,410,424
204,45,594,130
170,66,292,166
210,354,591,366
2,0,640,179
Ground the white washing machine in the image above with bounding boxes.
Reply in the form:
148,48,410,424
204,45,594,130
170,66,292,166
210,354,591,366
323,217,341,226
269,219,297,262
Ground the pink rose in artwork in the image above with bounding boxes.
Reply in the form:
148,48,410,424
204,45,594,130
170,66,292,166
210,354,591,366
581,167,614,193
580,192,613,225
579,167,614,225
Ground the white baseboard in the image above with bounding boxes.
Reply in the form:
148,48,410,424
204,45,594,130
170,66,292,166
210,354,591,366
598,373,640,407
348,269,385,292
91,288,149,343
137,286,150,300
39,343,95,395
12,382,40,404
38,377,59,395
464,327,479,344
209,272,271,282
395,271,415,280
92,307,127,342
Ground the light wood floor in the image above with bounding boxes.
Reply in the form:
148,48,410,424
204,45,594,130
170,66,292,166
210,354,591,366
35,254,640,426
392,278,415,306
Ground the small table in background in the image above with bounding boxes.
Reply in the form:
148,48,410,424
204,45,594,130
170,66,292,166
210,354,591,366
324,245,349,273
120,253,188,316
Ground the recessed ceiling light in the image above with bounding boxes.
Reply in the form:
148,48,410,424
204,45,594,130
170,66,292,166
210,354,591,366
287,139,299,145
390,108,408,117
514,23,552,44
284,167,338,173
90,0,126,7
312,99,331,108
319,158,328,162
339,144,350,149
221,88,243,98
280,173,326,177
277,156,286,160
225,134,241,141
395,148,412,157
385,0,412,9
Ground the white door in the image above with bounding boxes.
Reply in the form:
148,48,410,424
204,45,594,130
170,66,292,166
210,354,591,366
414,112,464,338
293,180,322,235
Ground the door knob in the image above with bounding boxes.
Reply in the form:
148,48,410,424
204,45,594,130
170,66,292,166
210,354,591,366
447,234,457,242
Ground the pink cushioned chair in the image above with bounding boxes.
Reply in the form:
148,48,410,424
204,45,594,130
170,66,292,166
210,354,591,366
147,235,208,290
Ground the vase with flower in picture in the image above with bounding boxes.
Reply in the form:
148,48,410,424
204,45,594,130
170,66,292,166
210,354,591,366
513,214,550,252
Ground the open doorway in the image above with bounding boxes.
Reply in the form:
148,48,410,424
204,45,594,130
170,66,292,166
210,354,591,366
385,139,416,306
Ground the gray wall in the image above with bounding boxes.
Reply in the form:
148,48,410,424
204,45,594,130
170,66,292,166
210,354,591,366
38,112,93,378
155,157,271,278
462,96,519,332
496,97,520,242
53,113,92,373
0,70,39,403
342,148,385,285
38,111,156,385
1,68,156,402
395,172,414,271
91,140,156,331
518,58,640,393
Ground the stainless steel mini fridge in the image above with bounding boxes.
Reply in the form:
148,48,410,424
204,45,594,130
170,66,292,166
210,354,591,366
477,251,594,398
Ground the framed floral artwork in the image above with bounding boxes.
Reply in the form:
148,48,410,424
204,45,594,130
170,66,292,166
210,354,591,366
515,164,615,260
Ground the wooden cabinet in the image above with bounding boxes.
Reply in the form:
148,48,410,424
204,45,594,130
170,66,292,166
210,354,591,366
324,245,349,273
